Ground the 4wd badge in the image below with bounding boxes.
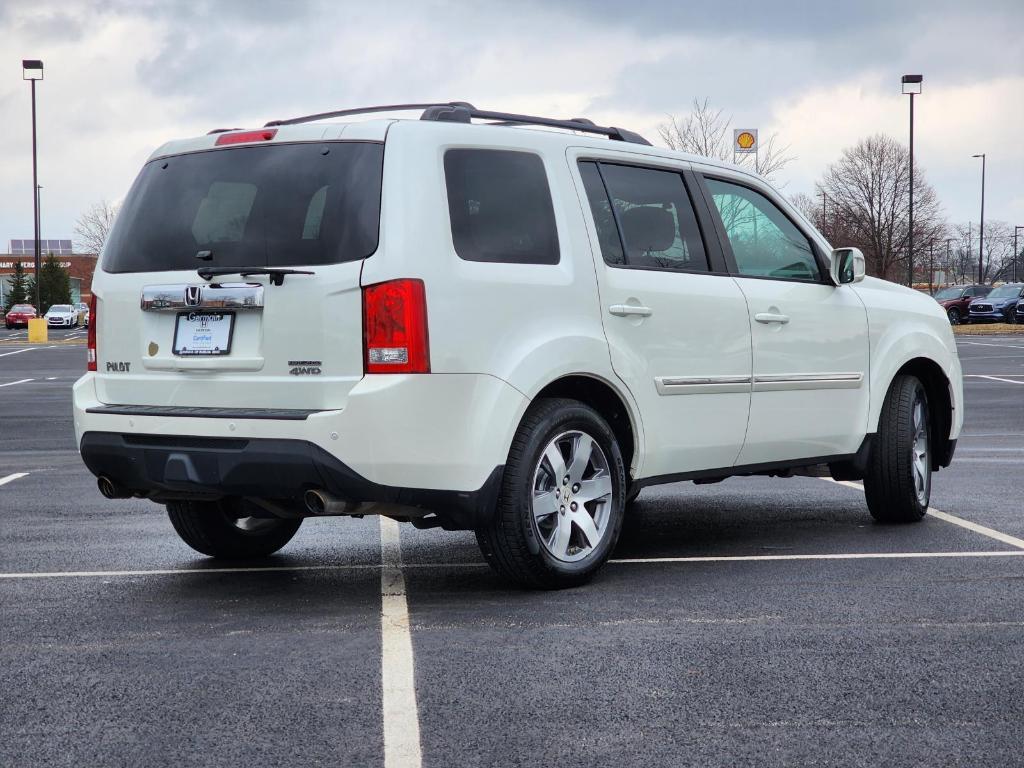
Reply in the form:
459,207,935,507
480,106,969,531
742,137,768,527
288,360,322,376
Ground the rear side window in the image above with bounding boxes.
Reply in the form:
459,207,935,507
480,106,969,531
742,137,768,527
103,142,384,273
580,162,709,272
444,149,559,265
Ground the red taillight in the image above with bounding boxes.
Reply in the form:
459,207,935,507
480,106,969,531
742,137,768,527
214,129,277,146
362,279,430,374
87,294,97,371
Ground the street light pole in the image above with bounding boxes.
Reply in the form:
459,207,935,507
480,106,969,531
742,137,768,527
928,239,934,294
944,238,954,286
22,59,44,310
902,75,923,288
973,153,986,283
1013,225,1023,283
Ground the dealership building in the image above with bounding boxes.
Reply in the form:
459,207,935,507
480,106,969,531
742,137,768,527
0,240,97,307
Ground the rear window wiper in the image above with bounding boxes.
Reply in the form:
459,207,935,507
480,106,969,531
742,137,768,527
196,266,314,286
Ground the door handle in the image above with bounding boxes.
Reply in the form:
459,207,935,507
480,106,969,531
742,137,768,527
754,312,790,324
609,304,653,317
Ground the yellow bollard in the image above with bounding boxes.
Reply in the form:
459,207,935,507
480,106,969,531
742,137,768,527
27,317,48,343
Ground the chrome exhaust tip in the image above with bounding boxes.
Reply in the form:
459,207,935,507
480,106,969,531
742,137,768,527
304,489,352,516
97,476,131,499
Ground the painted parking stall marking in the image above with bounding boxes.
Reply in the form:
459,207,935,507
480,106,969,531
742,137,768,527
967,374,1024,385
5,550,1024,581
0,379,34,388
827,478,1024,550
379,517,424,768
0,472,30,487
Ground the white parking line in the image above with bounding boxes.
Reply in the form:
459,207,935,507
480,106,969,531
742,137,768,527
827,479,1024,550
0,472,30,487
3,550,1023,581
379,517,423,768
0,563,384,579
611,551,1024,564
967,374,1024,385
0,348,37,358
0,379,33,388
958,340,1024,350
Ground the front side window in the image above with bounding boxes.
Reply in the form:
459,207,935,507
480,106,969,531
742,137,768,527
444,149,559,265
706,178,821,282
585,163,708,272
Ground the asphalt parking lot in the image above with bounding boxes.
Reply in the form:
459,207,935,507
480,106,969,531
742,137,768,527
2,337,1023,767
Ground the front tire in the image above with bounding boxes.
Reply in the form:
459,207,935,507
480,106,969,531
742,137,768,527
476,398,626,589
863,375,931,523
167,499,302,558
947,307,960,325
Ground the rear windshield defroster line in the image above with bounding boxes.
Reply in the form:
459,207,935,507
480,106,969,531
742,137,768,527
102,142,384,273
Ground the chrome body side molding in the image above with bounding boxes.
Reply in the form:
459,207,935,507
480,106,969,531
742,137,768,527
655,375,752,396
655,372,864,395
752,372,864,392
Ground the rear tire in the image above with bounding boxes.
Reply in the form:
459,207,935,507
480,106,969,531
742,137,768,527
946,307,960,325
475,398,626,589
863,375,931,523
167,499,302,558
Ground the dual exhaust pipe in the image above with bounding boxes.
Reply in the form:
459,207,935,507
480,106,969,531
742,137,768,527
97,476,132,500
304,488,357,516
98,478,405,521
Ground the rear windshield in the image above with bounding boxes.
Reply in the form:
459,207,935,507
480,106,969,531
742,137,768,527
103,142,384,273
10,305,33,313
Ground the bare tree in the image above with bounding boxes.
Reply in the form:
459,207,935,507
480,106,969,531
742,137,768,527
977,221,1014,283
74,201,120,255
816,134,944,282
658,98,794,182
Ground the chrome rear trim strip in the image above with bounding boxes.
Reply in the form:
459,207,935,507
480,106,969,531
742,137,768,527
141,283,265,312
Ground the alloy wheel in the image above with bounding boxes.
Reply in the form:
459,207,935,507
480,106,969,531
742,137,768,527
910,393,930,506
531,430,613,563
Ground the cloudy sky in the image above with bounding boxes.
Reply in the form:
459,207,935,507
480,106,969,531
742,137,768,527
1,0,1022,251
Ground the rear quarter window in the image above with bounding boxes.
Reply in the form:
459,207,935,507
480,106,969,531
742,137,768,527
444,149,559,265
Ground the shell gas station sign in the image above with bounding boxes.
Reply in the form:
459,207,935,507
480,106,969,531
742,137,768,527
733,129,758,155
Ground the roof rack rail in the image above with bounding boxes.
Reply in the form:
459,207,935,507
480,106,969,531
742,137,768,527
264,102,475,127
262,101,651,145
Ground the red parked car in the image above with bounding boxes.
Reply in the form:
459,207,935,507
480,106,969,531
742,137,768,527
933,284,991,325
3,304,38,329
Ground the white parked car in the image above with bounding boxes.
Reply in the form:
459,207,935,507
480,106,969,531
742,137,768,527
45,304,78,327
73,102,963,588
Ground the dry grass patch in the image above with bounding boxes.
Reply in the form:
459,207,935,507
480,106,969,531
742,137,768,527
953,323,1024,335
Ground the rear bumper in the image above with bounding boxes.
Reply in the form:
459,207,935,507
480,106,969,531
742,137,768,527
73,370,527,500
78,432,502,530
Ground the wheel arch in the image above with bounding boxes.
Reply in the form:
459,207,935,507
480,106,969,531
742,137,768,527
531,374,642,480
891,357,956,470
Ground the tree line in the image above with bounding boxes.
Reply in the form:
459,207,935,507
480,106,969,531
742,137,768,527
659,99,1020,285
2,255,73,315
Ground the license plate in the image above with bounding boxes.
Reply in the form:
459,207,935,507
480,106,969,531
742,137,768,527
173,311,234,356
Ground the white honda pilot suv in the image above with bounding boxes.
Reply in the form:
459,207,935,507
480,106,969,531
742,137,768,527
74,102,962,588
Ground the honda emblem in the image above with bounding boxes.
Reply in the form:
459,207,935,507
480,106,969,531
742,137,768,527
185,286,201,307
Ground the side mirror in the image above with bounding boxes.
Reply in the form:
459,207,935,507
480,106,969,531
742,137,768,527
830,247,866,285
